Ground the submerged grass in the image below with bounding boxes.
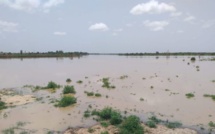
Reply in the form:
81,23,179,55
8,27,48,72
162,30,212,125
185,93,195,98
102,78,115,89
63,86,76,94
55,96,77,107
204,94,215,101
0,101,7,110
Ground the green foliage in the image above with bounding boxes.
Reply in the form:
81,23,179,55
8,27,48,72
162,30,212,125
148,116,161,124
88,128,94,133
95,93,102,97
146,121,157,128
66,78,72,83
87,92,94,96
140,98,144,101
190,57,196,61
45,81,60,89
119,115,144,134
204,94,215,101
2,127,15,134
185,93,195,98
63,86,76,94
91,109,100,116
110,111,122,125
100,121,110,128
102,78,115,89
0,101,7,110
165,121,182,129
99,107,113,120
100,131,109,134
84,110,91,118
209,121,215,128
77,80,83,84
56,96,76,107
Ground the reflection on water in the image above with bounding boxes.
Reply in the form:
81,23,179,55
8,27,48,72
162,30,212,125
0,55,215,133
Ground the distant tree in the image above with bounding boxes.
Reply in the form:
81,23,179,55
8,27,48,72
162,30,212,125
20,50,23,55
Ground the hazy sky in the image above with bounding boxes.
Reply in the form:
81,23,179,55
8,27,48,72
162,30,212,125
0,0,215,53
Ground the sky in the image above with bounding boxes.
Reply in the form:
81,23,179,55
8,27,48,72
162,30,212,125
0,0,215,53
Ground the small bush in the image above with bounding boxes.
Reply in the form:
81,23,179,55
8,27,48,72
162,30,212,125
191,57,196,61
204,94,215,101
0,101,7,110
209,121,215,127
119,115,144,134
88,128,94,133
77,80,83,84
148,116,161,124
84,110,91,118
100,121,110,128
102,78,115,89
56,96,76,107
46,81,60,89
66,78,72,83
63,86,76,94
185,93,195,98
91,109,100,116
101,131,109,134
95,93,102,97
99,107,113,120
110,111,122,125
87,92,94,96
146,120,157,128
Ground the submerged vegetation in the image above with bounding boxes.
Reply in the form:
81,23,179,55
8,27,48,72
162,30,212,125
204,94,215,101
55,96,77,107
66,78,72,83
185,93,195,98
102,78,115,89
63,86,76,94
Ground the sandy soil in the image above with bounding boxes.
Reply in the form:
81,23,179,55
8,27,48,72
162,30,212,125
64,124,197,134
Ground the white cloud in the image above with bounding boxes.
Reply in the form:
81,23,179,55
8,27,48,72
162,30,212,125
184,15,195,22
130,0,176,15
170,12,182,17
89,23,109,31
0,20,18,32
0,0,64,12
53,31,66,36
143,20,169,31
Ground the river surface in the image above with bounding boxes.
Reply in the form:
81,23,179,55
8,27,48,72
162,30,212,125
0,55,215,133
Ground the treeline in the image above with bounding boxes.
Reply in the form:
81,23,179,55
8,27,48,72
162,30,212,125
0,50,88,58
118,52,215,56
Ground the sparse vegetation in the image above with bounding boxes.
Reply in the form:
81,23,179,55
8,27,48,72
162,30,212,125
204,94,215,101
95,93,102,97
165,121,182,129
120,75,128,80
0,101,7,110
63,86,76,94
101,131,109,134
77,80,83,84
46,81,60,89
102,78,115,89
55,96,77,107
191,57,196,61
140,98,144,101
100,121,110,128
84,110,91,118
66,78,72,83
185,93,195,98
209,121,215,128
88,128,94,133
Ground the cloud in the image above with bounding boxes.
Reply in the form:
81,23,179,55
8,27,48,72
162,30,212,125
43,0,64,9
143,20,169,31
0,0,64,12
0,20,18,32
130,0,176,15
53,31,66,36
202,20,215,28
184,15,195,22
89,23,109,31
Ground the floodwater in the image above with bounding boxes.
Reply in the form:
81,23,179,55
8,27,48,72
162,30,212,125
0,55,215,133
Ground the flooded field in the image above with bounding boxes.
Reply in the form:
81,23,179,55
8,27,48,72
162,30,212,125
0,55,215,134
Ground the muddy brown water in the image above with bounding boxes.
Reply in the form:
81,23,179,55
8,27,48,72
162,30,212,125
0,55,215,133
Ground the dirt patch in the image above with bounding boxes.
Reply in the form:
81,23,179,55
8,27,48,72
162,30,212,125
64,124,197,134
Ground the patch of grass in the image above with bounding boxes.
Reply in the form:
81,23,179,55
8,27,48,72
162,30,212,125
95,93,102,97
87,92,94,96
102,78,115,89
148,116,161,124
63,86,76,94
55,96,77,107
165,121,182,129
91,109,100,116
2,127,15,134
66,78,72,83
77,80,83,84
203,94,215,101
212,80,215,83
100,121,110,128
209,121,215,128
119,115,144,134
0,101,7,110
185,93,195,98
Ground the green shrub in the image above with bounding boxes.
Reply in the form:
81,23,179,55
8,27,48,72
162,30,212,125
146,120,157,128
204,94,215,101
101,131,109,134
99,107,113,120
46,81,60,89
185,93,194,98
119,115,144,134
148,116,161,124
66,78,72,83
88,128,94,133
91,109,100,116
209,121,215,127
77,80,83,84
0,101,7,110
102,78,115,89
110,111,122,125
100,121,110,128
87,92,94,96
84,110,91,118
191,57,196,61
56,96,76,107
63,86,76,94
95,93,102,97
